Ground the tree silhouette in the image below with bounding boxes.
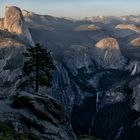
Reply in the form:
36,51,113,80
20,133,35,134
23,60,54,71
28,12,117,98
21,43,55,92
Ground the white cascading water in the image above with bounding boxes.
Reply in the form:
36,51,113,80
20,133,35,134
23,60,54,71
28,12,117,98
88,92,100,135
96,92,100,112
131,62,137,76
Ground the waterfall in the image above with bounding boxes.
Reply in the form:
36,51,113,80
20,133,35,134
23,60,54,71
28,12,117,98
115,127,124,139
104,50,108,61
96,92,100,112
131,63,137,76
88,92,100,135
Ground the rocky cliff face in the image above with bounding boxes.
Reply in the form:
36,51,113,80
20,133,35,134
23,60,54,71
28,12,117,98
1,6,34,45
1,5,140,140
94,37,126,69
0,6,76,140
25,12,140,139
115,24,140,33
0,34,25,97
63,45,92,75
0,92,76,140
130,37,140,47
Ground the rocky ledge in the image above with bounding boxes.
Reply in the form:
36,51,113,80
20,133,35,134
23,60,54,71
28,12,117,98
0,92,76,140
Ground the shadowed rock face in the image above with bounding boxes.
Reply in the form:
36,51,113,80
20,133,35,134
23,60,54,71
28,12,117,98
2,5,140,140
0,36,25,97
0,6,77,140
3,6,34,45
19,9,140,140
0,36,76,140
0,92,76,140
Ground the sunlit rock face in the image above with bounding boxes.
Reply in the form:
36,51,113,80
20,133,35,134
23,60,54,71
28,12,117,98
3,6,34,45
74,24,100,31
96,37,119,49
115,24,140,33
130,37,140,47
94,37,126,69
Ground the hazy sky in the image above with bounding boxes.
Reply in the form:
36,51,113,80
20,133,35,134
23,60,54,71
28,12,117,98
0,0,140,19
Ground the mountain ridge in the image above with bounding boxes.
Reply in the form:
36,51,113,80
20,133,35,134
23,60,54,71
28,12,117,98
1,5,140,140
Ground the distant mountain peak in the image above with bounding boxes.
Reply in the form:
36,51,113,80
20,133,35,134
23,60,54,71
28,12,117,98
115,24,140,33
130,37,140,47
0,6,34,45
74,24,100,31
22,9,35,17
94,37,126,69
95,37,119,49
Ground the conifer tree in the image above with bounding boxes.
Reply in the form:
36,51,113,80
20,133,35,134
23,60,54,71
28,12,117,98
22,43,55,92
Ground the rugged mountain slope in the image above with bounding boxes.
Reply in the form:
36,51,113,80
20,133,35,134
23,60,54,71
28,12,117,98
0,6,76,140
0,92,76,140
1,5,140,140
1,6,34,45
22,9,140,140
74,24,100,31
115,24,140,33
130,37,140,47
94,37,126,69
0,32,25,97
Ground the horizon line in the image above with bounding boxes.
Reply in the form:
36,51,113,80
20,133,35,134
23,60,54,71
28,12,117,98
1,5,140,20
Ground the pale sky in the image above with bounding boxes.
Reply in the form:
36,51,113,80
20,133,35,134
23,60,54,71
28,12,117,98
0,0,140,19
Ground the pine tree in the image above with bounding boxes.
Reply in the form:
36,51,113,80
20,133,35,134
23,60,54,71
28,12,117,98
21,43,55,92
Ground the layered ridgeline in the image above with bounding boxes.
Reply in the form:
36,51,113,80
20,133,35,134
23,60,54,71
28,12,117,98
0,6,76,140
1,5,140,140
23,8,140,140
